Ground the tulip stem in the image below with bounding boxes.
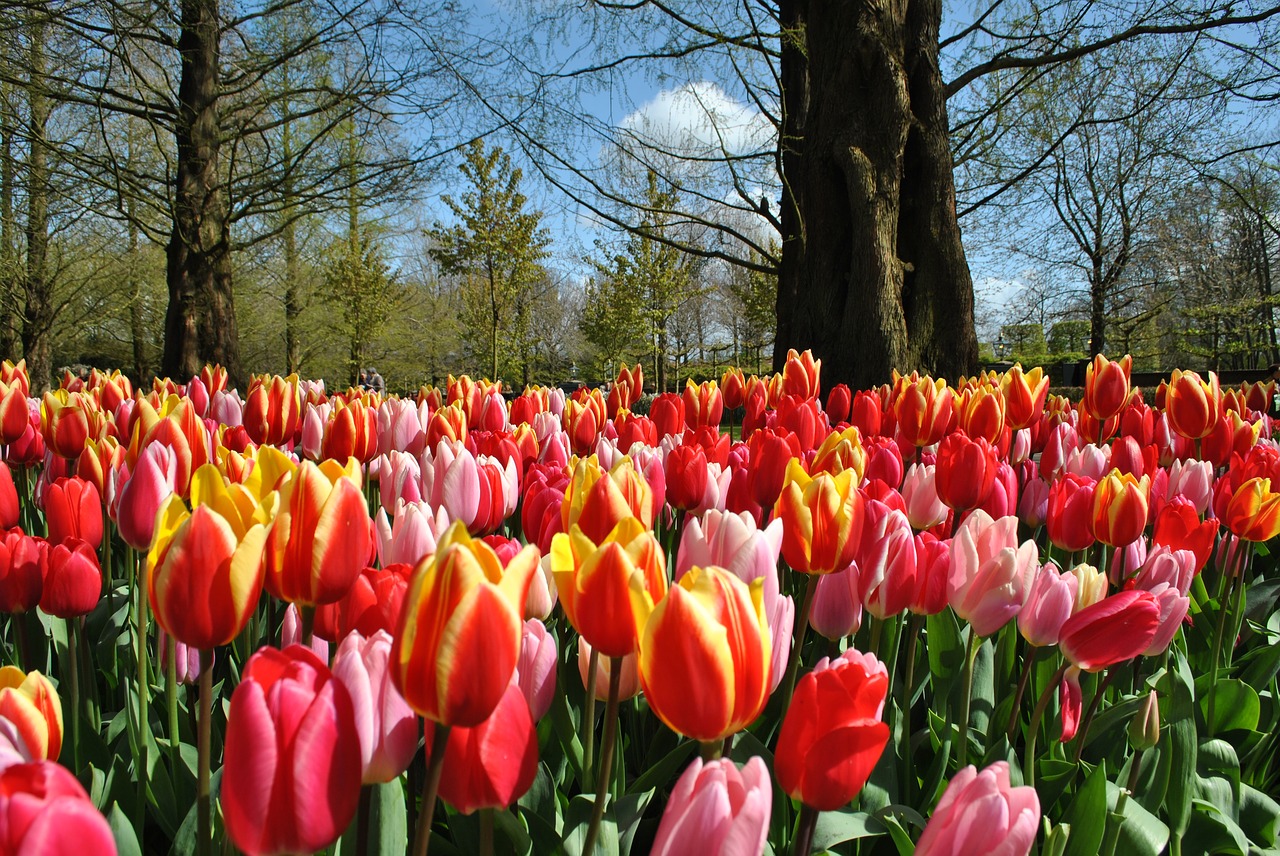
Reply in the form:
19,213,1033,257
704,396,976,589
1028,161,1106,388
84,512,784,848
1208,549,1244,735
1007,647,1039,742
582,659,622,856
134,548,151,845
66,617,81,774
479,808,494,856
197,649,213,856
792,803,819,856
782,574,819,710
901,614,921,806
582,646,598,790
1073,668,1116,763
166,643,181,776
299,604,315,648
700,738,724,761
1101,750,1145,856
1024,663,1069,787
412,723,451,856
356,784,373,856
956,629,979,768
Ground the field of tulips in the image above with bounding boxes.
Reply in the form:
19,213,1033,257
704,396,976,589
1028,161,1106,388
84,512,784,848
0,351,1277,855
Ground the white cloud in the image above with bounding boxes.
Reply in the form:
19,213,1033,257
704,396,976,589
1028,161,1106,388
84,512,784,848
620,81,775,160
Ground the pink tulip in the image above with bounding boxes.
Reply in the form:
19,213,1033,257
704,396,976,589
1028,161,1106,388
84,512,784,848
376,398,426,457
419,441,517,535
1063,443,1110,482
281,604,329,662
299,402,329,461
1018,476,1050,528
0,760,117,854
577,637,640,701
977,461,1018,519
514,619,557,721
1016,563,1077,647
901,464,947,530
377,451,422,514
0,717,33,772
1135,581,1189,656
223,645,362,856
1164,458,1213,515
860,503,918,619
478,391,508,433
1060,666,1082,742
809,562,863,640
948,511,1038,637
650,757,772,856
374,501,449,568
911,533,951,615
1010,427,1032,464
915,761,1039,856
1039,421,1077,480
331,630,418,784
1136,545,1195,595
157,627,208,686
116,441,178,550
210,390,243,428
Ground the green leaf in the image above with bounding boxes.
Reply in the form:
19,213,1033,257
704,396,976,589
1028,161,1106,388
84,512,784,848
1105,781,1170,856
370,780,409,856
626,739,695,796
925,611,964,684
1199,679,1261,734
108,802,142,856
811,808,886,850
562,794,618,856
1240,784,1280,846
1062,765,1107,856
548,683,585,788
1166,650,1197,836
518,762,560,828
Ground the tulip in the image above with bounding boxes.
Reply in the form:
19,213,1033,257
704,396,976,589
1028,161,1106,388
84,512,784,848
809,562,864,640
666,444,710,512
281,604,330,661
748,428,801,509
374,501,449,568
1017,476,1050,528
650,757,772,856
849,390,882,438
934,433,997,512
1135,582,1189,656
1091,469,1150,547
859,504,919,619
331,630,418,784
809,425,867,483
116,441,179,550
561,455,656,543
40,539,101,619
392,522,537,727
1060,665,1082,742
1046,473,1096,552
1059,590,1161,672
1225,477,1280,542
632,565,770,742
265,457,371,606
863,435,904,488
0,380,27,446
782,348,821,400
911,534,951,615
430,682,538,815
948,511,1038,637
893,375,953,449
243,374,301,447
0,761,117,854
577,637,641,701
314,563,413,642
0,532,45,614
223,645,362,856
40,391,94,460
6,400,44,467
956,383,1005,444
826,383,852,424
777,461,864,574
1016,564,1078,647
157,628,207,686
915,761,1039,856
775,649,889,811
650,393,686,441
0,668,61,761
1001,365,1049,431
513,619,558,721
721,367,747,411
683,379,724,430
901,464,947,530
42,477,103,551
0,464,16,530
148,466,275,650
1165,369,1221,441
1151,498,1215,573
1082,354,1132,424
551,517,667,658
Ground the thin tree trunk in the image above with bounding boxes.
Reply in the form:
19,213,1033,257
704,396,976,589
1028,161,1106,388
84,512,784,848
282,118,302,374
23,14,53,393
0,77,17,361
127,213,148,380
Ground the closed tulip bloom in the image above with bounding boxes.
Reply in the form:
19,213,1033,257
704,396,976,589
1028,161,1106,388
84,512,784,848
1018,475,1050,528
521,464,567,555
551,517,667,658
374,501,449,568
1225,477,1280,542
826,383,852,424
314,563,412,642
934,433,997,512
683,380,725,430
281,604,330,660
810,562,864,640
0,381,27,447
1046,473,1096,552
911,534,951,615
893,375,953,449
902,464,947,530
1017,564,1078,647
748,429,802,509
915,761,1039,856
513,619,558,721
430,682,538,815
721,367,747,411
0,761,117,855
156,628,208,686
116,441,179,550
850,390,883,438
561,455,656,543
322,399,379,463
948,511,1038,637
777,461,864,574
1059,590,1160,672
1135,581,1189,656
40,539,101,619
331,630,418,784
392,522,537,727
676,510,784,609
809,425,867,484
223,645,362,856
265,457,371,606
1001,365,1049,431
632,565,770,742
42,477,102,551
650,757,772,856
243,374,301,447
1165,369,1221,441
40,391,93,460
1135,545,1196,595
0,668,61,761
863,436,905,490
860,505,919,619
0,532,45,614
1151,499,1215,573
577,637,641,701
666,444,710,512
957,383,1006,444
1063,442,1111,482
1091,469,1150,547
978,462,1019,520
0,464,16,530
775,649,889,811
6,401,45,466
148,466,275,650
1082,354,1133,423
782,348,822,400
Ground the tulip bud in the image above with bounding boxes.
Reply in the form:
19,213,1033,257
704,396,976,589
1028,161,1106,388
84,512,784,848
331,630,418,784
1128,690,1161,751
650,757,772,856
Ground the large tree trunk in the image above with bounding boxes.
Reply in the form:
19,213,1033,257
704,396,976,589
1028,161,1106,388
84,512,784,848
774,0,977,391
23,15,53,393
163,0,243,385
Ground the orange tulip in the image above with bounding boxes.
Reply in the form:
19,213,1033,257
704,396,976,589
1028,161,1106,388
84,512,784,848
683,380,725,430
391,521,538,726
563,398,601,456
892,374,953,449
323,399,379,463
631,565,770,742
550,517,667,658
1165,369,1221,441
1091,469,1150,547
264,458,371,607
956,383,1005,444
0,667,62,761
244,374,302,447
561,456,656,544
1082,354,1132,422
0,360,29,398
782,348,821,400
426,401,468,449
1225,477,1280,542
809,425,866,483
148,465,276,649
1000,365,1049,431
722,367,747,410
40,391,95,459
776,461,864,574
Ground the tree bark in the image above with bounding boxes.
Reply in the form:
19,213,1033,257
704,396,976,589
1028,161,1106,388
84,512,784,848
163,0,243,386
23,14,53,393
774,0,977,391
0,78,17,362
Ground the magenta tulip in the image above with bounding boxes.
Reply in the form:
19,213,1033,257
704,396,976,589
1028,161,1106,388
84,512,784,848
115,441,178,550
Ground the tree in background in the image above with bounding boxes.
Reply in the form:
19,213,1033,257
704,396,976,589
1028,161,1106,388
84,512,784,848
429,140,552,382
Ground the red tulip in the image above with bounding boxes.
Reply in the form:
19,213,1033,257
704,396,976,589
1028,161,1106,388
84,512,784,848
748,428,801,509
115,441,179,550
42,478,102,551
892,375,952,449
1165,369,1221,441
243,374,301,447
1046,473,1096,552
223,645,362,856
429,682,538,815
1151,498,1214,574
40,539,100,619
775,649,889,811
1059,590,1160,672
682,380,724,430
666,444,709,512
313,563,412,643
40,392,94,460
0,464,16,530
650,393,686,441
934,433,997,511
825,383,852,424
0,532,46,614
0,379,27,446
1091,470,1150,548
721,367,747,411
0,761,116,854
0,667,62,761
850,390,882,438
782,348,821,400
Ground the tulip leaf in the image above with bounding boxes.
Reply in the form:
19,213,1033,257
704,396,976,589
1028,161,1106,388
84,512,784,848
562,794,619,856
1061,765,1106,856
615,790,654,856
1104,781,1170,856
925,611,964,684
521,806,570,856
626,739,694,796
968,637,995,738
1200,679,1260,735
1238,636,1280,689
1166,650,1197,837
108,802,143,856
518,762,560,827
1244,578,1280,624
1240,784,1280,846
371,780,409,856
1188,798,1251,855
811,808,885,849
1082,694,1143,749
